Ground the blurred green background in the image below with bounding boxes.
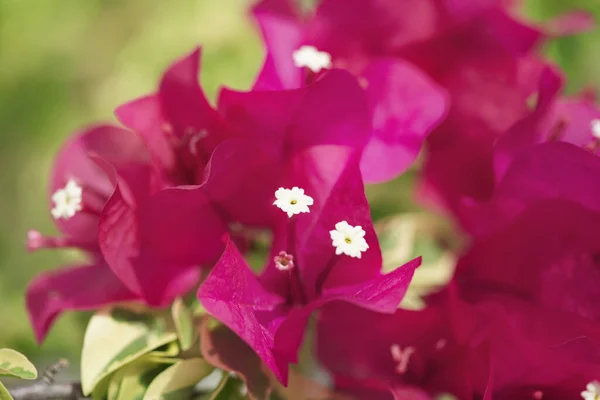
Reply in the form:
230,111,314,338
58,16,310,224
1,0,599,367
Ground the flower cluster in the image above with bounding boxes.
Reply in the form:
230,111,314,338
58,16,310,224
25,0,600,399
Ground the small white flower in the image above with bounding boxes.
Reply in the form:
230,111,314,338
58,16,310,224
292,45,332,73
51,179,83,220
591,120,600,140
273,187,314,218
329,221,369,258
582,381,600,400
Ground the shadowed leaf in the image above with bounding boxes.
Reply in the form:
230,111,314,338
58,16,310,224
108,357,166,400
199,317,272,400
270,369,345,400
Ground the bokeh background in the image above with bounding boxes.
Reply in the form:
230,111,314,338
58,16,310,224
1,0,600,366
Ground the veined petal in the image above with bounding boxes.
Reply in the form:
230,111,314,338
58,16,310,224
197,239,288,383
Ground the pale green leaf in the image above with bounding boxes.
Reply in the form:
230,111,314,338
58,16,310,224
81,306,178,396
149,341,180,359
436,394,458,400
0,349,37,380
0,382,13,400
375,214,456,310
143,358,213,400
201,374,244,400
171,299,195,351
108,357,166,400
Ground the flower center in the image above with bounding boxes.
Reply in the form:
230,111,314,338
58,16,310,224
290,199,297,205
274,251,295,271
344,237,352,244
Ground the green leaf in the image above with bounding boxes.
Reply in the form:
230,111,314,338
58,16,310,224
81,306,178,396
436,395,458,400
149,341,180,359
143,358,213,400
171,298,195,351
0,349,37,380
108,358,166,400
0,382,13,400
375,213,456,310
203,374,244,400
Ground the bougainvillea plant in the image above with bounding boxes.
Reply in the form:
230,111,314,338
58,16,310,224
6,0,600,399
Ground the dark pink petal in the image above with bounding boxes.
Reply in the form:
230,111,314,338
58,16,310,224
116,48,233,183
252,2,304,90
416,53,544,220
219,69,371,150
115,95,176,176
98,180,144,296
218,86,303,147
26,263,139,344
273,257,420,365
494,65,563,179
389,386,433,400
197,240,288,383
312,0,439,60
493,142,600,220
100,180,225,305
420,136,496,217
316,301,486,398
51,124,149,242
473,9,542,56
252,0,300,18
441,0,502,22
470,296,600,396
332,375,416,400
158,48,233,146
360,59,448,182
200,140,282,227
457,200,600,321
138,186,228,268
322,256,420,312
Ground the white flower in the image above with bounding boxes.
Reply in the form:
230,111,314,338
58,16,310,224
591,119,600,140
329,221,369,258
582,381,600,400
273,187,314,218
51,179,83,220
292,45,332,73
